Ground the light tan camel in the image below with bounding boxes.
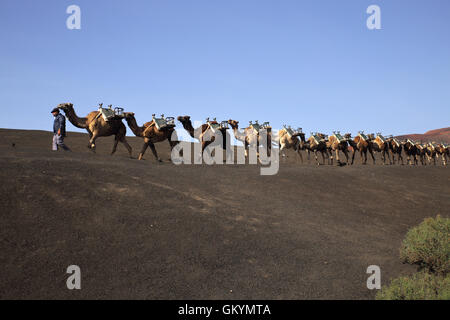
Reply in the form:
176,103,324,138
124,113,178,162
58,102,132,157
326,131,350,165
228,120,271,158
347,132,375,165
425,142,438,165
278,126,306,162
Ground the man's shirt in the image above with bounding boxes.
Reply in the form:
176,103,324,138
53,114,66,136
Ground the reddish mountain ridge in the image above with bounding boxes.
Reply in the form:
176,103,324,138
396,127,450,144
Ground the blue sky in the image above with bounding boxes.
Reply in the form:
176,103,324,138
0,0,449,136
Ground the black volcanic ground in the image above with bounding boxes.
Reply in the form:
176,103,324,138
0,128,449,299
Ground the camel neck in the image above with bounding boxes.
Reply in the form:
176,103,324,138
126,116,144,137
64,107,88,129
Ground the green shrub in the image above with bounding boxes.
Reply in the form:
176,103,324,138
399,215,450,274
376,272,450,300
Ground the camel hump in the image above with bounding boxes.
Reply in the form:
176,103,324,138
143,121,154,128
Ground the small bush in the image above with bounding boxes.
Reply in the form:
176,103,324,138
399,215,450,274
376,272,450,300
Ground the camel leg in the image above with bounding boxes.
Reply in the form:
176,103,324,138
297,148,303,163
147,142,161,162
351,148,356,165
314,150,320,165
168,135,180,150
335,149,340,165
111,137,119,155
88,133,98,153
280,144,286,161
343,148,349,164
138,143,148,160
244,141,249,161
321,151,326,165
370,150,376,165
120,137,133,158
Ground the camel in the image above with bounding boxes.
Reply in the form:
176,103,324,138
305,132,328,165
386,135,404,165
425,142,438,165
177,116,230,160
278,126,306,162
436,143,448,166
347,132,375,165
368,133,392,165
57,102,132,157
124,113,178,162
402,139,418,165
326,131,350,165
227,120,271,159
414,141,427,165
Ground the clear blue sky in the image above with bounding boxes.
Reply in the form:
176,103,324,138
1,0,449,136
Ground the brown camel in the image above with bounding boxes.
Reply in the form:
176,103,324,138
326,131,350,165
402,139,418,165
58,102,132,157
177,116,230,160
368,133,392,165
386,136,404,165
425,142,438,165
436,143,448,166
414,141,427,165
124,113,178,162
228,120,271,159
347,132,375,165
305,132,328,165
278,126,306,162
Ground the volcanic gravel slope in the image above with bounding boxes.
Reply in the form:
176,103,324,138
0,128,449,299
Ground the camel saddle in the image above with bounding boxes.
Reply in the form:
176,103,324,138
152,114,175,130
97,105,125,122
358,132,369,141
333,132,344,143
311,133,324,144
284,125,301,138
392,138,401,147
376,134,386,143
249,121,262,133
206,118,228,133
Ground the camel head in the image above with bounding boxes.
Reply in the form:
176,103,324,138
344,133,352,141
177,115,191,124
227,119,239,129
123,112,135,119
57,102,73,112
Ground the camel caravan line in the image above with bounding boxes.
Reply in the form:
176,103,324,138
56,103,449,167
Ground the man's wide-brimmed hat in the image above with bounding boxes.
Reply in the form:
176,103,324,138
51,107,59,113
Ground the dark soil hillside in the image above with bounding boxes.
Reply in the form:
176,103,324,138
0,128,449,299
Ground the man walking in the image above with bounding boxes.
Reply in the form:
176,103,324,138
51,107,71,151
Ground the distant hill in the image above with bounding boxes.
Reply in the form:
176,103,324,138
396,127,450,144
